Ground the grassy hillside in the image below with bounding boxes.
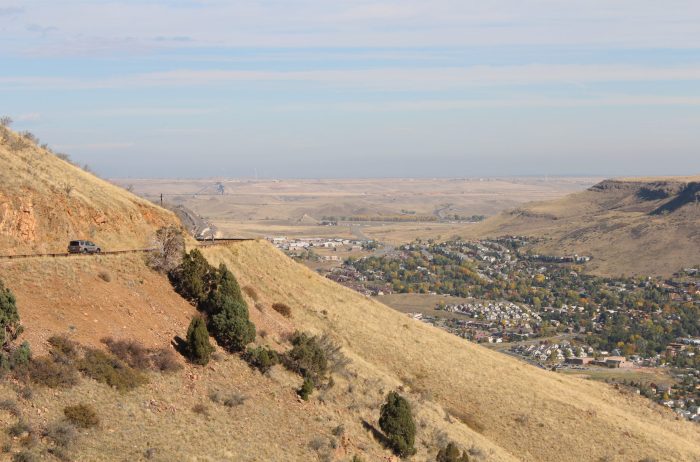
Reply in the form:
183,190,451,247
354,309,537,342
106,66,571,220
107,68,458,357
0,127,178,255
0,241,698,461
0,248,512,462
467,177,700,277
200,241,700,462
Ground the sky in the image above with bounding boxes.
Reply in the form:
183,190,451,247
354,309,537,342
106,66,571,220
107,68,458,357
1,1,700,178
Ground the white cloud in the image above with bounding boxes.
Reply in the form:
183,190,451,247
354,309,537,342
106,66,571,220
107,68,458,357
72,107,215,117
53,142,134,151
306,96,700,111
3,64,700,90
270,96,700,112
3,0,700,56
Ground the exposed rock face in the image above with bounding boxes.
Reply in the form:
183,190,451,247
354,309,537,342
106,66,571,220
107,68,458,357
0,194,38,243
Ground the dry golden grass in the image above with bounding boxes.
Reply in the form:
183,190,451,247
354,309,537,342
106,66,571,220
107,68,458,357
1,353,417,461
200,241,700,462
0,129,178,255
1,241,698,461
0,246,512,461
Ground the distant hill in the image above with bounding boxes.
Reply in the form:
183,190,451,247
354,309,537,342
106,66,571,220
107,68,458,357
470,177,700,277
0,127,177,255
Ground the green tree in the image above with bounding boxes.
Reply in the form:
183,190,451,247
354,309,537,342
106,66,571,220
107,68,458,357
203,264,243,315
0,279,22,349
209,299,255,352
379,391,416,457
186,316,214,365
170,249,213,304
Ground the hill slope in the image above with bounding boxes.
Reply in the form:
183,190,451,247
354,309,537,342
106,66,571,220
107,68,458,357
0,247,513,461
0,128,698,460
468,177,700,276
0,128,177,255
201,241,700,462
4,241,699,461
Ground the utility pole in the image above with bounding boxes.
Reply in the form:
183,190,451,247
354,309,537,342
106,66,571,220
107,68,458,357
160,193,163,207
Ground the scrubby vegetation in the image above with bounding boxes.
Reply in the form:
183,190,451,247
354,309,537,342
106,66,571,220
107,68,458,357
298,376,314,401
282,332,328,381
186,316,214,365
209,389,247,407
271,302,292,317
436,442,471,462
47,335,80,365
379,391,416,458
26,357,80,389
0,342,32,374
0,278,25,370
242,346,279,373
102,337,181,372
149,348,182,372
44,420,78,450
148,226,185,273
63,404,99,429
78,348,147,392
101,337,151,369
0,281,39,382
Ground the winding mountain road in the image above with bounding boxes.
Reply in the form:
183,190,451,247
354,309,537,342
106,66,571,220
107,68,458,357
0,238,255,261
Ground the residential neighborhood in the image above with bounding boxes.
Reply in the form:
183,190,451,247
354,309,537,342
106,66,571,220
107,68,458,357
273,233,700,422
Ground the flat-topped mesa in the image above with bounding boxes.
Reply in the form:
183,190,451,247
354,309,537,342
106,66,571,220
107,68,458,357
589,179,687,195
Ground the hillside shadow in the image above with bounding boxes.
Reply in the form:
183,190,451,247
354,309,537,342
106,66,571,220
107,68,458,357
361,420,390,447
636,187,670,201
650,182,700,215
172,335,188,357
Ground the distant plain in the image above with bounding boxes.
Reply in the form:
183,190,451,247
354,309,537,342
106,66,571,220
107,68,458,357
114,177,600,243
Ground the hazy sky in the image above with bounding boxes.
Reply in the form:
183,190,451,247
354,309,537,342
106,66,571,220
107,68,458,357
2,1,700,178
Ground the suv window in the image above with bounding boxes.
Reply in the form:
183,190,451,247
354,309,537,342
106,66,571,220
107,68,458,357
70,241,80,246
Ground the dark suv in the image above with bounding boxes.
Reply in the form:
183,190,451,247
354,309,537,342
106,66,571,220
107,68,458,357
68,240,101,254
